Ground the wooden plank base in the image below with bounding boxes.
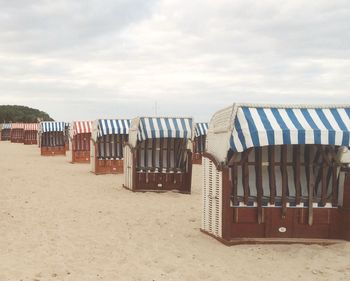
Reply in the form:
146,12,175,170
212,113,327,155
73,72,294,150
24,140,38,145
93,159,124,175
133,172,191,193
213,207,350,244
71,150,90,164
192,153,202,165
41,146,66,156
11,138,24,143
200,229,345,246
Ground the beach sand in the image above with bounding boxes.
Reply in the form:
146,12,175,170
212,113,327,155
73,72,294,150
0,142,349,281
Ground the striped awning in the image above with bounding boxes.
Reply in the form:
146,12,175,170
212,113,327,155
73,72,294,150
73,121,92,135
40,121,66,133
230,105,350,152
24,123,39,131
194,122,209,137
12,123,25,129
137,117,193,141
2,123,12,129
97,119,130,137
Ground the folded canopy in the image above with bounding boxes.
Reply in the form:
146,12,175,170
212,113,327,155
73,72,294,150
194,122,209,138
137,117,193,141
229,105,350,152
40,121,66,133
2,123,12,129
12,123,25,129
97,119,130,137
24,123,39,131
72,121,92,136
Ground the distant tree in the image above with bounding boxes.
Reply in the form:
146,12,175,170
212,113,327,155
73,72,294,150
0,105,54,123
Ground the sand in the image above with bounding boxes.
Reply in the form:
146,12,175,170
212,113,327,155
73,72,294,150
0,142,350,281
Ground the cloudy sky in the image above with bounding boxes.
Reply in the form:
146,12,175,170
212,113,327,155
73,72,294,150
0,0,349,121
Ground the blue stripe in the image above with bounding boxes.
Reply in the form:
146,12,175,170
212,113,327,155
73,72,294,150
195,122,209,137
285,109,305,144
104,119,110,135
234,116,247,150
41,122,65,133
137,117,192,141
330,109,349,146
229,135,238,152
156,118,164,138
271,108,291,144
173,119,180,138
97,119,131,136
180,118,187,139
242,107,260,147
315,109,335,145
345,108,350,118
125,119,130,134
164,118,172,138
149,118,156,138
300,109,321,144
257,108,274,145
140,118,148,140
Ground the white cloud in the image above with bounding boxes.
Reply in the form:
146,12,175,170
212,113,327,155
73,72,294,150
0,0,349,121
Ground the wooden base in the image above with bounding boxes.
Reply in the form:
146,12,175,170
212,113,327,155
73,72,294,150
93,159,124,174
41,146,66,156
11,138,24,143
24,140,38,145
132,171,192,193
215,207,350,244
200,229,345,246
192,153,202,165
71,150,90,164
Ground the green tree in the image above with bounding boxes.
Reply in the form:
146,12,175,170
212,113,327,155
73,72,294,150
0,105,54,123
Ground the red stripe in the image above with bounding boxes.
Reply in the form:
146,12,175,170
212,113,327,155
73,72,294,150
73,121,92,135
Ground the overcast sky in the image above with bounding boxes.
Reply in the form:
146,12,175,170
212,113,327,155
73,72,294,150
0,0,349,122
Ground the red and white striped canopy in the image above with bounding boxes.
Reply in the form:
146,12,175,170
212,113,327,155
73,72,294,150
24,123,39,131
73,121,92,135
12,123,25,129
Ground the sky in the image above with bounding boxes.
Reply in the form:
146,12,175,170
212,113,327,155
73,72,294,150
0,0,349,122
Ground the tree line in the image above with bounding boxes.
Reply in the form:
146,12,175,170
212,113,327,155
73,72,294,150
0,105,53,123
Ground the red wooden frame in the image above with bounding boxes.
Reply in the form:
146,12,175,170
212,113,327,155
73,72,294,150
24,131,38,145
1,129,11,141
124,144,193,193
192,136,206,165
40,132,66,156
92,142,124,174
202,151,350,245
70,133,91,164
41,146,66,156
10,129,24,143
192,152,202,165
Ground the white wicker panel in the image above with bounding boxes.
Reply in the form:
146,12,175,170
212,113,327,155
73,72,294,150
66,140,73,162
202,156,209,232
206,105,234,163
208,158,213,234
90,140,95,173
123,145,133,189
213,167,222,237
128,118,141,148
202,157,223,238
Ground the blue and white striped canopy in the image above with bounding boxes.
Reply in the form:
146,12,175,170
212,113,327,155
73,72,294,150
2,123,12,129
97,119,130,137
229,105,350,152
40,121,66,133
195,122,209,138
137,117,193,141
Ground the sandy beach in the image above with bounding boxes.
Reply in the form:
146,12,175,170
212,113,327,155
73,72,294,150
0,142,350,281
